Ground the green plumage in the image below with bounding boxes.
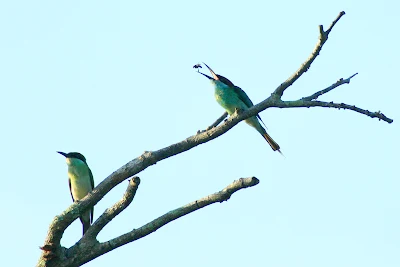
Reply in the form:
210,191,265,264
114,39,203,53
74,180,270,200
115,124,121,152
213,79,266,135
58,151,94,235
200,63,281,152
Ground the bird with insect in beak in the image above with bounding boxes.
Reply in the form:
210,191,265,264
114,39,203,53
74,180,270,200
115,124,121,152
198,63,281,153
57,151,94,235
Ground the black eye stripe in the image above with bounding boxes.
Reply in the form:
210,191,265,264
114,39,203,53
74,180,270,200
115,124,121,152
217,75,235,87
67,152,87,163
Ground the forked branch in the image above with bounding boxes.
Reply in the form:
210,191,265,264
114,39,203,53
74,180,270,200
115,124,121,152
273,11,346,98
43,177,259,267
86,177,140,238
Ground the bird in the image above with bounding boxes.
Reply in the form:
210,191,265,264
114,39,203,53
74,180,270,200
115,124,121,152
57,151,94,235
199,63,281,153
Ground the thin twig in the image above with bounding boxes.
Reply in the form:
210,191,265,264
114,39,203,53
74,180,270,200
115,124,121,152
197,112,229,133
325,11,346,36
275,100,393,123
301,73,358,101
207,112,228,130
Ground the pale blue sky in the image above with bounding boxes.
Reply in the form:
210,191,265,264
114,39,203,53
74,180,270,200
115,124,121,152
1,1,399,266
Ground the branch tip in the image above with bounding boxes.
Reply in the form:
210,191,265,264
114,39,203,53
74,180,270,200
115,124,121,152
349,72,358,79
250,176,260,185
318,25,324,35
326,11,346,36
129,176,140,187
301,72,359,101
273,12,346,98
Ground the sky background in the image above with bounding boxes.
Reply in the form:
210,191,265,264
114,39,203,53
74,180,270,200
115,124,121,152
0,0,399,266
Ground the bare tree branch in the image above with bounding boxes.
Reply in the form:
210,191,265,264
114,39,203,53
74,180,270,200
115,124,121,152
198,111,229,133
273,11,346,98
38,11,393,267
206,111,229,130
274,100,393,123
301,73,358,101
324,10,346,36
44,177,259,267
100,177,259,252
86,177,140,238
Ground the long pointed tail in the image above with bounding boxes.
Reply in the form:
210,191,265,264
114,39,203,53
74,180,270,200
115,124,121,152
82,220,90,236
263,132,281,153
80,215,91,236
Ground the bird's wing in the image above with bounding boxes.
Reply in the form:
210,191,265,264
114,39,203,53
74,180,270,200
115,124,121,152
233,86,267,127
88,167,94,223
68,178,75,202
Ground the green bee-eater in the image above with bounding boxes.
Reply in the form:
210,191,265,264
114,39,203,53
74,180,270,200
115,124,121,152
57,151,94,235
199,63,281,152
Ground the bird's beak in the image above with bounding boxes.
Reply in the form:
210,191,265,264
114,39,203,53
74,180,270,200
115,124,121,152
199,62,219,80
57,151,67,157
199,72,213,80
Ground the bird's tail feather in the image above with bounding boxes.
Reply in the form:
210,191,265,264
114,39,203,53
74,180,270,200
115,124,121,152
263,132,281,153
81,217,91,236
